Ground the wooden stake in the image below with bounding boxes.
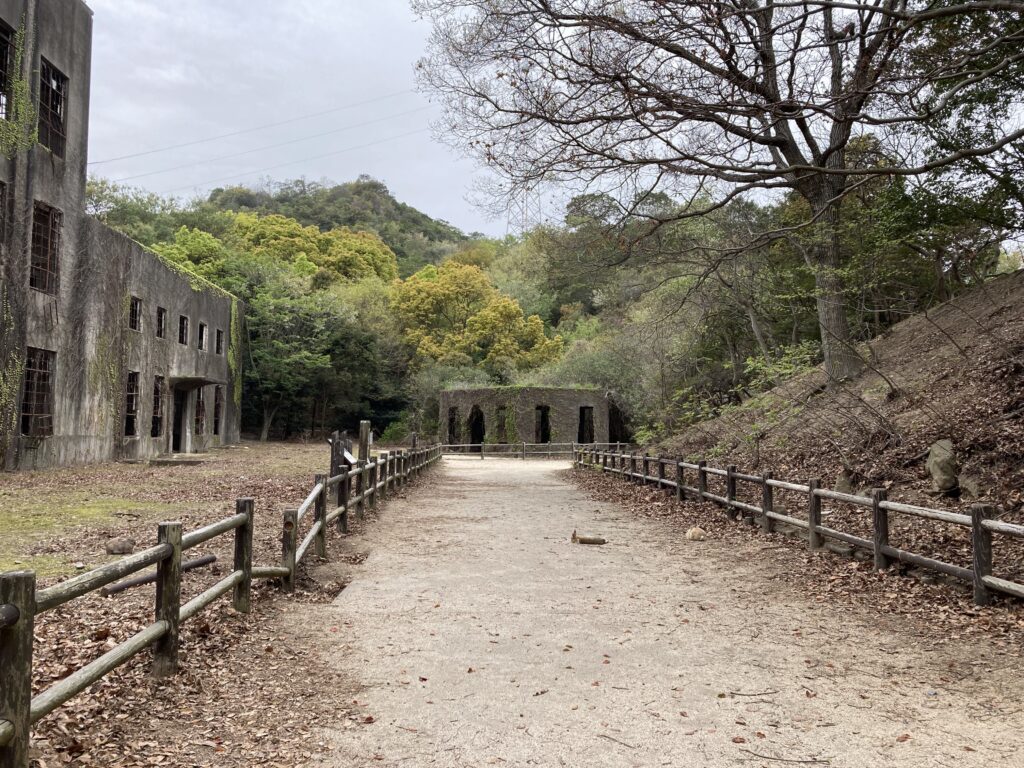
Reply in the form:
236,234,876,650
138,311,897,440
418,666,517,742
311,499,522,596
971,503,994,606
0,571,35,768
153,522,182,678
871,488,890,570
233,499,254,613
282,509,298,592
807,480,823,550
313,474,327,559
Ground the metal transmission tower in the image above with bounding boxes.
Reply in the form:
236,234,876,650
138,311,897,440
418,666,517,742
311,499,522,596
505,186,545,235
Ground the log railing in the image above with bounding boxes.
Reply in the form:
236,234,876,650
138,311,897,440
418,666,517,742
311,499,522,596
573,446,1024,606
0,425,442,768
443,441,633,459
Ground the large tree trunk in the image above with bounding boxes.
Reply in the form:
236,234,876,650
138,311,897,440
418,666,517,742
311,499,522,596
810,199,862,382
260,404,278,442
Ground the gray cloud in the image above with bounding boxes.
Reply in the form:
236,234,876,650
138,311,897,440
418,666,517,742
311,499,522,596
86,0,499,235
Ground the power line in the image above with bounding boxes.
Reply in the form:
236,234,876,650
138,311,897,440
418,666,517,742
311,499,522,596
158,127,433,196
111,106,433,183
89,89,416,165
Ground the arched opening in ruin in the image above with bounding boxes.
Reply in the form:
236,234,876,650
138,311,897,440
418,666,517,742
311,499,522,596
578,406,594,444
535,405,551,444
468,405,485,451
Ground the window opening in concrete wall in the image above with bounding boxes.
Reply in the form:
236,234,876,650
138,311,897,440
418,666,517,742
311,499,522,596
151,376,165,438
30,202,61,295
447,406,461,445
213,386,223,436
496,406,508,443
20,348,55,437
215,329,224,355
468,405,485,452
0,21,12,120
198,323,208,351
578,406,595,444
124,372,140,437
39,58,67,157
156,307,167,339
195,388,206,435
178,315,189,345
128,297,142,331
535,405,551,444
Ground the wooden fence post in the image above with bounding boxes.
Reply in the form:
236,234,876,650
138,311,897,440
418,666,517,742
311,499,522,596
642,453,650,485
971,503,995,606
314,474,327,559
358,420,370,462
760,473,774,534
282,508,298,592
807,480,823,550
0,571,35,768
329,431,343,506
675,461,684,501
379,452,389,501
521,441,526,460
697,460,708,500
726,465,738,520
233,498,254,613
657,457,666,491
355,459,367,520
338,462,351,534
369,458,379,511
871,488,890,570
153,521,182,678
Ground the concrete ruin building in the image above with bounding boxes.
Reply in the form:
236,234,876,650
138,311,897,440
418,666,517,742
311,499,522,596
0,0,243,470
439,386,626,447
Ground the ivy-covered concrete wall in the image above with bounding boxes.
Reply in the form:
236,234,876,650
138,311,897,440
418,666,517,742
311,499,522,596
438,387,610,445
0,0,243,469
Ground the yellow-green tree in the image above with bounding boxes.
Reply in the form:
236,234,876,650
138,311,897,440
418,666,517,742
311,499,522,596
392,261,562,378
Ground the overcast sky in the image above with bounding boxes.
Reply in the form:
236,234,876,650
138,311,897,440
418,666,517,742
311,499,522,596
86,0,501,235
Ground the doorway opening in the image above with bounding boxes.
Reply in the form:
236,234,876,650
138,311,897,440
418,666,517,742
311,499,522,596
535,405,551,444
171,388,187,453
447,407,461,445
578,406,594,443
468,405,485,452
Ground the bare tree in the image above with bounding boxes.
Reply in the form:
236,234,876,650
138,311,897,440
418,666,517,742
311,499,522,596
414,0,1024,381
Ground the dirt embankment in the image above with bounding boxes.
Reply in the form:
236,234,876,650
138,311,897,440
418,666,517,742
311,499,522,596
657,270,1024,582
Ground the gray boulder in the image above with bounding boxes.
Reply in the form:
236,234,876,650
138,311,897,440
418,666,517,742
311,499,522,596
834,469,855,495
926,440,959,493
958,473,983,500
105,537,136,555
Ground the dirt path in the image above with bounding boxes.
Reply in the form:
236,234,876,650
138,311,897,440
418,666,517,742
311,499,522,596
303,458,1023,767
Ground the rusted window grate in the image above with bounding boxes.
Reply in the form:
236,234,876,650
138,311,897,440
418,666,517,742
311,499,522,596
197,323,208,351
0,22,12,121
124,371,140,437
178,315,189,345
30,202,62,295
215,328,224,355
194,388,206,435
21,348,55,437
213,386,223,436
129,297,142,331
151,376,165,438
39,58,67,157
156,307,167,339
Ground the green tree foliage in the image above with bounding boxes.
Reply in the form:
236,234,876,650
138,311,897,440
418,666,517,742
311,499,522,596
392,261,562,380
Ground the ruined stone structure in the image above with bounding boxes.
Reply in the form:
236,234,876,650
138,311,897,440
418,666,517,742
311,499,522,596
439,387,615,446
0,0,242,470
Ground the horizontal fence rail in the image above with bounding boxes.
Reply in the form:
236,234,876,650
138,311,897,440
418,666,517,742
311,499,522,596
572,446,1024,606
0,423,442,768
443,442,635,459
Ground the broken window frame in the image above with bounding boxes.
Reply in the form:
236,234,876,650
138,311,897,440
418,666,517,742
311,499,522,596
197,323,208,352
128,296,142,332
194,388,206,436
213,386,223,436
151,376,165,438
178,315,189,345
29,202,62,295
215,329,224,355
0,21,12,121
38,57,68,157
124,371,140,437
155,307,167,339
21,347,55,437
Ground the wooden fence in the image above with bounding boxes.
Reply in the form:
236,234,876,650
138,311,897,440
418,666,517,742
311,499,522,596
0,423,441,768
573,446,1024,606
443,442,632,459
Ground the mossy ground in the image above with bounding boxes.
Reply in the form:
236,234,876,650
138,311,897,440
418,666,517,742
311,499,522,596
0,440,326,580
